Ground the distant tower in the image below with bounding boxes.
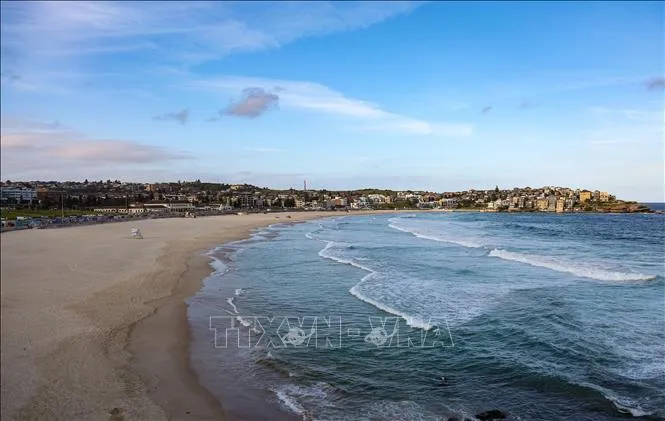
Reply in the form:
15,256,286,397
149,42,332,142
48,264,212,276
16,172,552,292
304,180,307,192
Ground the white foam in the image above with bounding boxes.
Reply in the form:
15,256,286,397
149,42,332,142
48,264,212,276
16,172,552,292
208,257,228,274
350,275,434,331
608,397,653,417
273,383,328,419
227,297,239,314
488,249,657,282
318,241,434,331
275,389,306,416
204,249,229,275
234,288,244,296
388,222,484,248
237,315,252,327
318,241,373,272
237,315,261,334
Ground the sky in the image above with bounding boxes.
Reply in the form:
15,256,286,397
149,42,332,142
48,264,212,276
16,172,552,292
0,1,663,201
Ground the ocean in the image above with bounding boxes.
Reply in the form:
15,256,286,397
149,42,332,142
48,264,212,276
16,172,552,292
188,211,665,421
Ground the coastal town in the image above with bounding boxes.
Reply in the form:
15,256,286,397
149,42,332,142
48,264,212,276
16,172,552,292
0,180,653,223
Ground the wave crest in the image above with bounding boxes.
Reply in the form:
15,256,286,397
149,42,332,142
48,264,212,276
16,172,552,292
318,241,435,331
489,249,657,282
388,221,484,248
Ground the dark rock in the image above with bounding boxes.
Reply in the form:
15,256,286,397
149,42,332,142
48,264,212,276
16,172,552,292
475,409,507,420
108,407,124,421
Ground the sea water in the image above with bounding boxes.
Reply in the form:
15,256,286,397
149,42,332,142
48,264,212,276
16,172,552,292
188,212,665,420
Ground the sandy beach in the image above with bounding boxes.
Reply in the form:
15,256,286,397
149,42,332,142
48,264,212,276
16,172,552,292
0,211,399,420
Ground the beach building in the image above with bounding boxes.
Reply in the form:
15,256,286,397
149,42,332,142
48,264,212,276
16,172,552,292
579,190,592,202
0,187,37,204
143,202,195,212
440,198,458,208
238,192,260,208
93,205,147,214
536,198,549,211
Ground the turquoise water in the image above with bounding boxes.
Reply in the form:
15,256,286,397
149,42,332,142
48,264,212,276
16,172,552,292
189,212,665,420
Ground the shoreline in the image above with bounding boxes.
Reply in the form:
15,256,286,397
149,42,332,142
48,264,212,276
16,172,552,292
0,210,407,420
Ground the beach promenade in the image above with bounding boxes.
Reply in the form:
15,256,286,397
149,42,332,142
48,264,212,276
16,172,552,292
1,211,380,420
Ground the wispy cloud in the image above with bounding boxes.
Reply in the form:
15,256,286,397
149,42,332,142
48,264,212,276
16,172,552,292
153,109,189,125
481,106,492,114
645,76,665,91
589,107,664,123
1,1,423,69
196,76,472,136
223,88,279,119
245,147,284,153
1,116,62,131
1,116,189,179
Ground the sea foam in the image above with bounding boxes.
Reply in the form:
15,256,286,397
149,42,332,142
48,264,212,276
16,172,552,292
388,220,484,248
318,241,435,331
227,297,239,314
350,277,435,331
274,383,329,419
488,249,657,282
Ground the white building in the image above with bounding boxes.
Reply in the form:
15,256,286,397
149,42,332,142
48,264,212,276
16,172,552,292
143,202,195,212
367,194,389,204
0,187,37,203
93,206,146,214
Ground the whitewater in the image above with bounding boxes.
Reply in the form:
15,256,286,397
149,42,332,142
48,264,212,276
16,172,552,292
188,211,665,421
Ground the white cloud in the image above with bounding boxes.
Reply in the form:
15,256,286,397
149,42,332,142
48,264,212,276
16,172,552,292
197,76,472,136
1,1,422,67
1,116,189,179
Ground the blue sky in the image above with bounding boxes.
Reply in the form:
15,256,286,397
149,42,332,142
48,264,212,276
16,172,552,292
1,1,663,200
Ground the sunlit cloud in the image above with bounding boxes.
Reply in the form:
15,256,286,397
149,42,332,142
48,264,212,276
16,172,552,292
1,116,189,179
196,76,473,136
0,1,423,68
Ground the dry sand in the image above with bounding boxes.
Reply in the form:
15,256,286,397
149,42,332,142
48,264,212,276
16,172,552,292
0,210,401,420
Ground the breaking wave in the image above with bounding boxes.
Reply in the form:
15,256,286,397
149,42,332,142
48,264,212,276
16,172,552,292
318,241,434,331
226,297,239,314
488,249,657,282
388,219,484,248
273,383,329,420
